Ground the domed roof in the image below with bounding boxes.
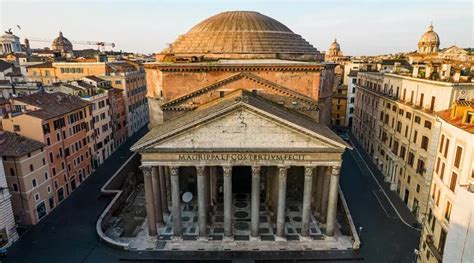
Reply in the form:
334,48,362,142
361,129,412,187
418,24,440,46
52,31,73,53
329,38,340,51
164,11,320,60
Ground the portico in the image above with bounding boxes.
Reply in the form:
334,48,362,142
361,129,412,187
132,91,349,242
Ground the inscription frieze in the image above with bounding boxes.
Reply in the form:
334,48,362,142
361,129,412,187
177,153,305,162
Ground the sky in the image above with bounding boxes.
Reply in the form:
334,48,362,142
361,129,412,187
0,0,472,56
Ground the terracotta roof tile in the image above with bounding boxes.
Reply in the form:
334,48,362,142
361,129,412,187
14,92,90,120
0,131,45,157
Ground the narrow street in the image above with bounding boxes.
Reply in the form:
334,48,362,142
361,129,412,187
3,129,419,263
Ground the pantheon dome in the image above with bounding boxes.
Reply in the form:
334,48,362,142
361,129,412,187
161,11,322,61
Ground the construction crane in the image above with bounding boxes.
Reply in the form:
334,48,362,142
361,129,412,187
27,37,116,51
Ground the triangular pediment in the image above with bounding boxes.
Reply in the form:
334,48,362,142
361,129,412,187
153,108,331,149
162,72,317,111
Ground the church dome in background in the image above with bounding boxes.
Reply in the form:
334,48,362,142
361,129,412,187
417,23,440,54
161,11,322,61
52,31,73,53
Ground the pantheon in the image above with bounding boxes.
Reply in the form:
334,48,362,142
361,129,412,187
128,11,358,251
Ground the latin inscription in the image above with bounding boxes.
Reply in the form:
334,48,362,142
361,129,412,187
178,153,305,162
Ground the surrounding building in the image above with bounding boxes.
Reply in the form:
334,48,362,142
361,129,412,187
332,83,348,127
418,100,474,263
1,92,94,222
352,71,474,221
0,82,42,99
0,131,50,226
352,24,474,223
0,30,22,55
27,61,148,137
102,62,148,136
0,144,19,247
108,88,127,148
345,70,358,127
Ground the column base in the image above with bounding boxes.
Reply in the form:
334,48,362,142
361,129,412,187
249,236,261,241
172,236,183,241
198,237,208,241
300,235,312,242
223,236,234,242
390,183,397,191
274,235,287,242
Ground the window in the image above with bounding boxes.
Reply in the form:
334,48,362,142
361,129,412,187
399,146,406,159
416,184,420,193
13,125,20,132
30,164,34,172
450,172,457,192
9,168,15,176
414,116,421,124
445,201,452,221
436,157,441,174
12,183,18,192
436,189,441,206
421,136,429,150
416,159,425,175
444,139,450,158
408,152,415,167
424,121,432,129
439,135,445,153
44,172,48,180
413,130,418,143
430,96,435,112
454,146,463,168
440,163,445,180
406,112,411,119
32,179,37,188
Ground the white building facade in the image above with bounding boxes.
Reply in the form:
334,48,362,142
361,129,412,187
0,160,19,248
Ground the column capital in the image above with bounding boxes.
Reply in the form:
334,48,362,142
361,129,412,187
278,166,288,177
140,165,152,177
196,166,205,176
304,166,315,177
169,166,179,176
251,166,261,176
222,166,232,176
331,165,341,176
